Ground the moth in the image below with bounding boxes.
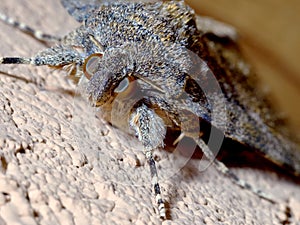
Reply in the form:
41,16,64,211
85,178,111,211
1,0,300,220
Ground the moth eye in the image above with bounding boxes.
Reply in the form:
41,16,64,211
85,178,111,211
114,77,130,93
83,53,103,80
114,76,137,98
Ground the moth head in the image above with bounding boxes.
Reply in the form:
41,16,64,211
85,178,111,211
83,49,136,106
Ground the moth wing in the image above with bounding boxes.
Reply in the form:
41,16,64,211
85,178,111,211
61,0,162,22
192,23,300,176
195,15,238,41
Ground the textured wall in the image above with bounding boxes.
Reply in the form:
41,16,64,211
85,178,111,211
0,1,299,224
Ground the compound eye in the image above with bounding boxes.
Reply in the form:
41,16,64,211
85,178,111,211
83,53,103,80
114,77,130,93
114,77,137,98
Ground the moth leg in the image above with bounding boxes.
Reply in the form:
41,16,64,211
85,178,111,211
0,45,82,67
194,137,276,203
0,13,61,42
129,104,167,219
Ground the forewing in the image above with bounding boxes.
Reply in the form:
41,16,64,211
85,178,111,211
191,23,300,176
61,0,162,22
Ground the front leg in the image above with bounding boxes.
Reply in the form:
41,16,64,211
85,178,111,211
129,104,167,219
